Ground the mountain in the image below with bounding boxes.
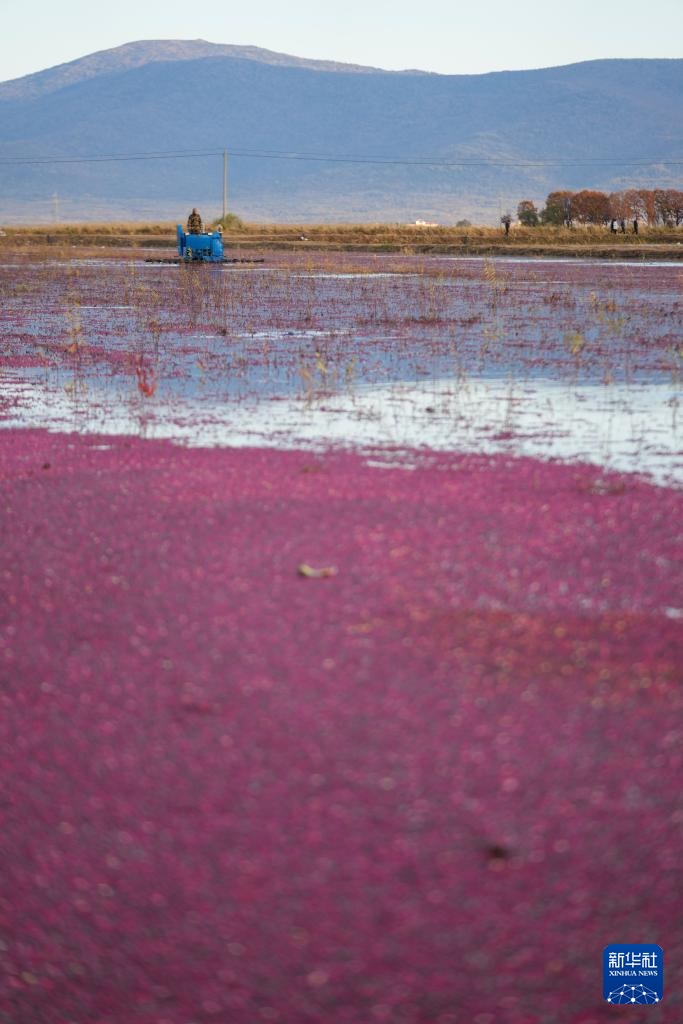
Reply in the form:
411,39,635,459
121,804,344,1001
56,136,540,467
0,41,681,224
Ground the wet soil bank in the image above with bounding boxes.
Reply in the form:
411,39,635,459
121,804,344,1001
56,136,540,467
2,235,683,260
233,243,683,260
1,429,681,1023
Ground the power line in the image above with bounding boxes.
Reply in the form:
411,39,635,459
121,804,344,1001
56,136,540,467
0,147,682,169
0,150,221,165
229,149,683,168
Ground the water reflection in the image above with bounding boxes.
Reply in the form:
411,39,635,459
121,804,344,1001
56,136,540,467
1,367,679,484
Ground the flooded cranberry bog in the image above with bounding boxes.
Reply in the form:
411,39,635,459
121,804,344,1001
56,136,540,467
1,251,681,1023
1,252,682,479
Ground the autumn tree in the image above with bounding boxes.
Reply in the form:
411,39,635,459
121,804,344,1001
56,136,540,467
520,187,683,229
571,190,610,225
654,190,670,225
654,189,683,226
620,189,655,224
541,191,574,226
639,189,657,224
608,192,630,220
669,190,683,226
517,200,539,226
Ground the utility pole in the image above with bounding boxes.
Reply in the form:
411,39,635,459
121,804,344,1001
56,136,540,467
222,149,228,221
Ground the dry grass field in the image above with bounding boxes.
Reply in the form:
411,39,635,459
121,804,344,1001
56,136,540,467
1,219,682,257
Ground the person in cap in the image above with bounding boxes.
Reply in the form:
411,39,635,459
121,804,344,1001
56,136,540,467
186,208,203,234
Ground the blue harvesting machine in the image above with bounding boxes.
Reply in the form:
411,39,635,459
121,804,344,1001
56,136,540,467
176,225,225,262
144,223,263,266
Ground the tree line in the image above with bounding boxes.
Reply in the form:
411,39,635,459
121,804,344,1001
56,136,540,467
514,189,683,229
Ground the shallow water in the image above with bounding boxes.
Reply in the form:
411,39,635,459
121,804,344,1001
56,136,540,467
1,368,679,483
1,253,681,481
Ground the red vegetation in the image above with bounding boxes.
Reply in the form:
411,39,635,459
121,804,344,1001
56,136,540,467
135,358,157,397
1,429,681,1023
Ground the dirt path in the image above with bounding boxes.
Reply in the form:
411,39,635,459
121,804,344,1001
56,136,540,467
1,430,681,1023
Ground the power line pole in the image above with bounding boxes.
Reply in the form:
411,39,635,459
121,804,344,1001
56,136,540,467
223,149,228,220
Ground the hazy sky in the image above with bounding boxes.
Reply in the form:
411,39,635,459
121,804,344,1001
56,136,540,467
2,0,682,82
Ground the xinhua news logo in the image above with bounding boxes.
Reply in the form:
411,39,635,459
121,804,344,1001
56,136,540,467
603,944,664,1005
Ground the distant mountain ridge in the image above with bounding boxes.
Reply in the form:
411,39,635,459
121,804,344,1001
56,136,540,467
0,39,409,102
0,41,681,223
